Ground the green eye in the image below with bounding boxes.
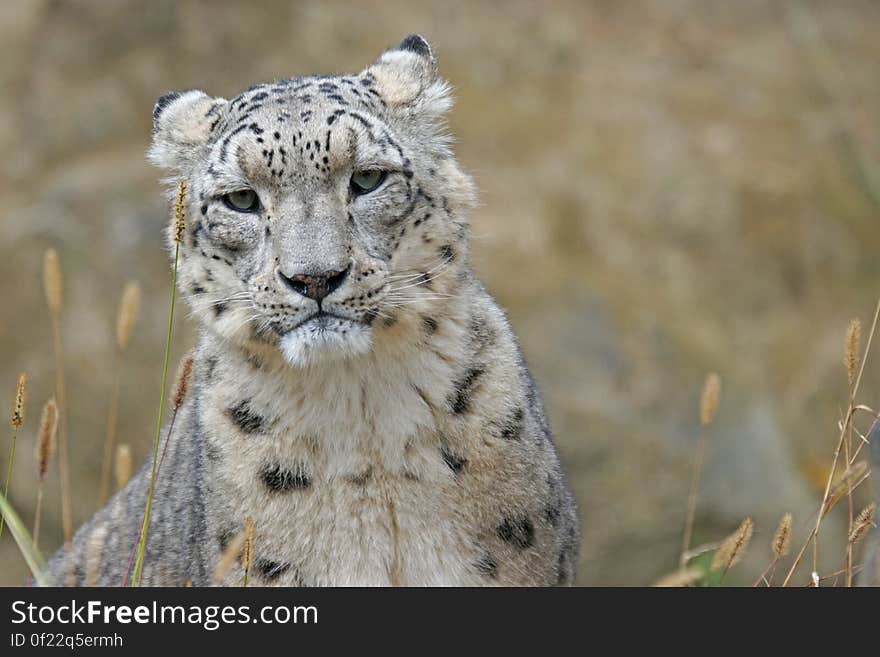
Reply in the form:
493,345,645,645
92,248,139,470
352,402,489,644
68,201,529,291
350,170,387,195
223,189,260,212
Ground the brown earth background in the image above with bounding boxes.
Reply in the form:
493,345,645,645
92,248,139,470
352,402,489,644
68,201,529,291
1,0,879,586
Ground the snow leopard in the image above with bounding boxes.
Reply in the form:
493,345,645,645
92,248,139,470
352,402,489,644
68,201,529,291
46,34,580,586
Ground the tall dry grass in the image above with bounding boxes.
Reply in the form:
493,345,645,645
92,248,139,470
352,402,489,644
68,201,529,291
654,300,880,587
1,373,26,539
130,178,187,586
43,248,74,585
32,397,57,550
98,281,141,506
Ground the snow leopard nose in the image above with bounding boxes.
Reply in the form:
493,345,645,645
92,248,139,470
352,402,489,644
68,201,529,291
278,266,350,303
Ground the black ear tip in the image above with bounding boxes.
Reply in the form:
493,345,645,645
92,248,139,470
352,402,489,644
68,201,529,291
153,90,183,125
398,34,432,59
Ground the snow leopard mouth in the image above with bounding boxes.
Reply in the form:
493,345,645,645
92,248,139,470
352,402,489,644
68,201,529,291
291,310,365,333
279,310,373,366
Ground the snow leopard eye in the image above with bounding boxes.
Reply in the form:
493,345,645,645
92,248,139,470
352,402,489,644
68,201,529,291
350,170,387,195
223,189,261,213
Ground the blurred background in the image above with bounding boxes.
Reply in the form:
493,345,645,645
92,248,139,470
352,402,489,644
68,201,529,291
1,0,879,586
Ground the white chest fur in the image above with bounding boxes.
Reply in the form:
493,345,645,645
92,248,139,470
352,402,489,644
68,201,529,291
199,323,492,586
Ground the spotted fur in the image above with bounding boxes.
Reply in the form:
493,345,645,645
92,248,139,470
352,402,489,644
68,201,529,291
46,35,579,587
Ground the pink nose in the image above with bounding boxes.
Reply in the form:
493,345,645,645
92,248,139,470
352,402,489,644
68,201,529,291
278,266,349,302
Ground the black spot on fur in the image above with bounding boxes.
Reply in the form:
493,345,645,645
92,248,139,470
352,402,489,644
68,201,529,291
255,558,291,581
469,314,497,351
500,408,524,441
497,516,535,549
227,399,267,434
439,244,456,262
440,447,467,475
448,367,485,414
363,308,379,325
261,462,311,492
475,553,498,579
214,302,228,317
421,315,438,335
345,467,373,485
544,474,563,527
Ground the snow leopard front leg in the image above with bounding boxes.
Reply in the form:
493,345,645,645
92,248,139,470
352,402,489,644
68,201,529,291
44,398,209,586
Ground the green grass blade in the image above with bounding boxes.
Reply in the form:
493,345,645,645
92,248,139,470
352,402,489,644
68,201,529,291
0,490,48,586
131,241,179,586
0,427,19,539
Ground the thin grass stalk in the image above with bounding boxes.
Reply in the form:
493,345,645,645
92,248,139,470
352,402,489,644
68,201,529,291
1,373,26,539
122,410,182,587
130,245,179,586
242,516,255,587
840,319,859,585
844,408,855,586
123,352,191,586
44,248,73,585
680,373,720,567
131,180,186,586
97,361,123,506
32,488,44,551
98,281,140,505
679,430,706,568
782,297,880,586
1,428,20,540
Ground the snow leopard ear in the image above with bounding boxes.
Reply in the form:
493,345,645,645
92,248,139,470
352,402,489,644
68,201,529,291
364,34,451,115
148,90,228,171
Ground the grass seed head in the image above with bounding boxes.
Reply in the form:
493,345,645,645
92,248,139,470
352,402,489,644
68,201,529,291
35,398,58,481
845,318,861,387
114,444,132,490
849,503,875,544
173,179,187,243
11,372,26,429
171,352,195,411
241,516,256,581
43,248,63,318
772,512,793,558
700,372,721,427
711,517,754,572
116,281,141,352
